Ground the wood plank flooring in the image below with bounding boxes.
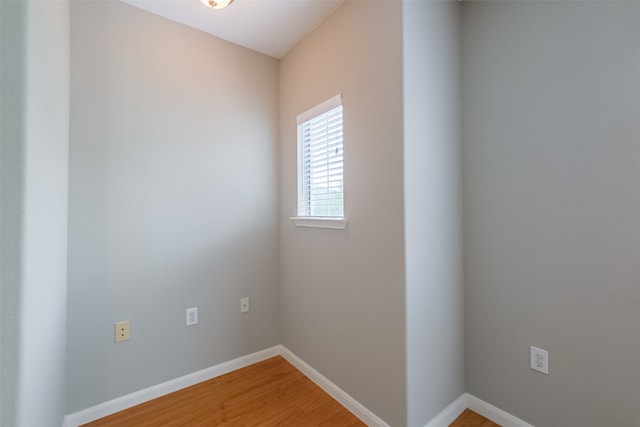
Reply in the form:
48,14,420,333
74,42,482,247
82,356,365,426
449,409,501,427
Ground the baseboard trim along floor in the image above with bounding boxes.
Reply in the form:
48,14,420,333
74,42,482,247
278,346,390,427
62,345,387,427
63,346,281,427
424,393,535,427
63,346,532,427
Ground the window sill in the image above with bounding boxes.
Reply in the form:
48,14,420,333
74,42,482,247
290,217,348,230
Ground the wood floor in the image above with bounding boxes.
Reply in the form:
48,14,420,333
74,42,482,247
82,356,365,426
449,409,500,427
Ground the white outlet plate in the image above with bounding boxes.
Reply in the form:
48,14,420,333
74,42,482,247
530,346,549,375
115,320,130,343
186,307,198,326
240,297,249,313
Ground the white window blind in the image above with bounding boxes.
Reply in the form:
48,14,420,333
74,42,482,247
297,94,344,218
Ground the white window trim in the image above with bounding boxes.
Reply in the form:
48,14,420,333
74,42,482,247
290,216,348,230
294,94,346,229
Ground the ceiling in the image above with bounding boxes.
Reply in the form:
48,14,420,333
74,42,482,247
121,0,346,58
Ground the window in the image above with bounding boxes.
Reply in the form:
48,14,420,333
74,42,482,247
294,94,346,229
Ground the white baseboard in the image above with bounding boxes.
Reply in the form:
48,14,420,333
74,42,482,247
66,345,531,427
62,345,388,427
278,345,390,427
464,393,534,427
424,394,468,427
424,393,534,427
63,346,280,427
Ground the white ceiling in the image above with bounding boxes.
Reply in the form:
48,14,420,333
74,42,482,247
120,0,346,58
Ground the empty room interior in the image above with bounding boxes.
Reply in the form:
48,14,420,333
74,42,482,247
1,0,639,426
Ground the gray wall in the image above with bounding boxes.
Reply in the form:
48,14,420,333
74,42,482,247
279,2,407,425
463,2,640,426
0,1,70,426
67,1,280,412
0,4,25,425
403,2,464,426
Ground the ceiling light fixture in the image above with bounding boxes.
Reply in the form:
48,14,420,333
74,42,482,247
200,0,233,9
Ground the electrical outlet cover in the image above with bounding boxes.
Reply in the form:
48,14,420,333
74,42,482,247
115,321,130,343
530,346,549,375
186,307,198,326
